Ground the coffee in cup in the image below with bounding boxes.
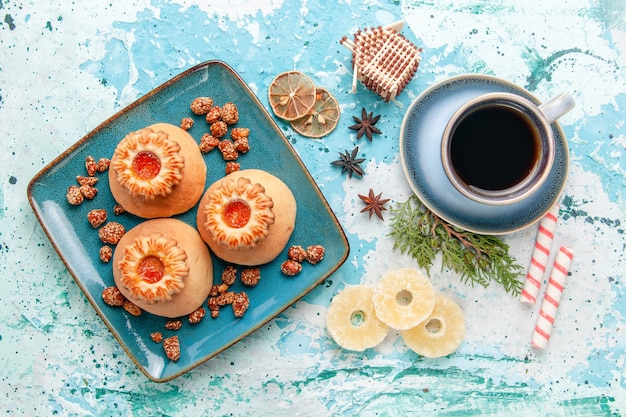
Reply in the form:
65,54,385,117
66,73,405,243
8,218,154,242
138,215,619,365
441,92,574,205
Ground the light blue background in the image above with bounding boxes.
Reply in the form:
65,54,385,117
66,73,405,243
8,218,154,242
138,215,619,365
1,0,624,415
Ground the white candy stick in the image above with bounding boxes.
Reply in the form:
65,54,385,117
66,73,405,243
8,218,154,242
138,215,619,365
521,202,560,304
531,246,574,350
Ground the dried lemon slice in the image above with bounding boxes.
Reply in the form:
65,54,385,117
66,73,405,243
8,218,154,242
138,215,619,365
401,294,466,358
290,87,340,138
268,71,317,121
372,268,436,330
326,285,389,351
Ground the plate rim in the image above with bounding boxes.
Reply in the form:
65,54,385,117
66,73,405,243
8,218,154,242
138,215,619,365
399,73,570,235
26,60,350,382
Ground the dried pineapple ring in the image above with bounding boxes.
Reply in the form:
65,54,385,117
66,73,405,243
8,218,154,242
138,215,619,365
401,294,466,358
268,71,317,121
290,87,340,138
326,285,389,351
372,268,435,330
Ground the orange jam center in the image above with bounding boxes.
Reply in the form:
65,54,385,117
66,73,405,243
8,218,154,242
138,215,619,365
222,199,251,228
132,151,161,180
137,255,165,284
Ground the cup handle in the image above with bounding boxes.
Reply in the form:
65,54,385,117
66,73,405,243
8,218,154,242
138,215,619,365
538,92,576,123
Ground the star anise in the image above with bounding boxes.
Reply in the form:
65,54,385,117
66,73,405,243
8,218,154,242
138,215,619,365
331,146,366,178
349,107,382,141
358,189,390,220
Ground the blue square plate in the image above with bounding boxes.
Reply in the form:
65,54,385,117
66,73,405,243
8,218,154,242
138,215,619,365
27,60,349,382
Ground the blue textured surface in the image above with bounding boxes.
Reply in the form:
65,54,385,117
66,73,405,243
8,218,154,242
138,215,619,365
1,0,625,415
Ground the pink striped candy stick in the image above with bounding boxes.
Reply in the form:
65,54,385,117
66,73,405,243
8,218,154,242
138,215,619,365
531,246,574,350
520,202,560,304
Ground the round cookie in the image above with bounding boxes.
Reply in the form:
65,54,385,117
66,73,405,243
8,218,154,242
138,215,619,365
109,123,207,218
113,218,213,318
196,169,296,266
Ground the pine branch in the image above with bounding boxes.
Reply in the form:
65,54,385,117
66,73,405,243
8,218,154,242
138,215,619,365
388,195,523,295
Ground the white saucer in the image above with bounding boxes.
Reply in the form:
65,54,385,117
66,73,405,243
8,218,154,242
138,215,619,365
399,74,569,235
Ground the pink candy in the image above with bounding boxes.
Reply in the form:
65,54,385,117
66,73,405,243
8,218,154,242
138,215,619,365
531,246,574,350
521,203,560,304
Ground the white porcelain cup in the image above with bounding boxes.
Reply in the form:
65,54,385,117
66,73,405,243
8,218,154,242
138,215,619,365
441,92,575,205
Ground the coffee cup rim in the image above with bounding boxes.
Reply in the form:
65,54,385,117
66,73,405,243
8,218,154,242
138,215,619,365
441,92,556,206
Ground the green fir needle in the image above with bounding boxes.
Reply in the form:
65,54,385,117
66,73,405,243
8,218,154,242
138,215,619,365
388,195,524,295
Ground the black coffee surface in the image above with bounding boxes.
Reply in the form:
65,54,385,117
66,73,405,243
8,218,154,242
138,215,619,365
449,105,540,191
